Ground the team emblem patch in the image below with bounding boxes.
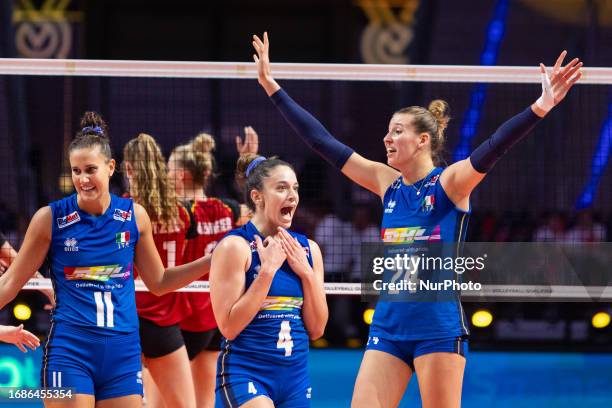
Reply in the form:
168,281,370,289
422,194,435,212
116,231,130,248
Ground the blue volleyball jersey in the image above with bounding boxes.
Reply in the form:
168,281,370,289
371,167,470,340
219,221,312,366
48,194,140,334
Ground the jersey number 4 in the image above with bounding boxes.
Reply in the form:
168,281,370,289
94,291,114,327
277,320,293,357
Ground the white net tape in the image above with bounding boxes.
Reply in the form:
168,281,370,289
1,58,611,84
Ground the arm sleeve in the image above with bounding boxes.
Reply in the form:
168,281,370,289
469,106,542,173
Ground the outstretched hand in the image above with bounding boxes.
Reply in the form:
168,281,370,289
236,126,259,157
0,324,40,353
252,32,281,96
534,50,583,115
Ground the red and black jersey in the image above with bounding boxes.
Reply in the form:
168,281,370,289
136,204,193,326
180,198,234,332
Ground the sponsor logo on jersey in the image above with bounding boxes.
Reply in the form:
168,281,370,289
424,174,440,187
64,263,131,281
384,200,397,214
421,194,435,212
306,387,312,399
381,226,441,243
64,237,78,252
260,296,304,311
113,208,132,222
116,231,130,249
57,211,80,229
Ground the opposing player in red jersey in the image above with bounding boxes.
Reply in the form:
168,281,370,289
169,128,258,408
123,133,196,408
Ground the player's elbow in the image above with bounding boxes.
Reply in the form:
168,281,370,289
308,325,326,341
143,279,165,297
218,322,238,341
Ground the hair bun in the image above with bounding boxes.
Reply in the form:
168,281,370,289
191,133,216,153
79,111,109,139
428,100,450,133
236,153,260,185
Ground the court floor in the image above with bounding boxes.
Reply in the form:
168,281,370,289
309,349,612,407
2,346,611,407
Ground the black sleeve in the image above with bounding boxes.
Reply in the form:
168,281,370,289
221,198,241,226
180,200,199,240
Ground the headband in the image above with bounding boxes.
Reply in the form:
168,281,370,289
245,156,266,177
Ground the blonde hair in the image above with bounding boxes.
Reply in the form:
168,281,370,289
123,133,181,229
395,100,451,166
171,133,216,188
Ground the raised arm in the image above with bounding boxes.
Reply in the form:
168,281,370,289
210,235,286,340
440,51,583,208
253,32,399,198
0,207,52,310
134,203,211,296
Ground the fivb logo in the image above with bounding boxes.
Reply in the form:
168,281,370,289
57,211,80,229
64,237,78,252
116,231,130,249
113,209,132,222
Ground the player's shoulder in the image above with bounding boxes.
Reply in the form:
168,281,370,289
216,233,251,255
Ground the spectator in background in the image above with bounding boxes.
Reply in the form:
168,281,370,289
565,209,607,242
533,211,567,242
312,199,353,345
349,203,381,282
313,198,354,283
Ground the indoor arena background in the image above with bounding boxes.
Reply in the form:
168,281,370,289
1,1,612,407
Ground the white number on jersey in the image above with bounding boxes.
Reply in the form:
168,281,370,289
248,382,257,395
388,255,420,294
162,240,177,267
94,291,114,327
277,320,293,357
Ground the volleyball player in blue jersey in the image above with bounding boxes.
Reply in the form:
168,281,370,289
0,112,212,408
210,154,328,408
253,33,582,407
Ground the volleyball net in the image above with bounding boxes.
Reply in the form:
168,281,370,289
1,58,612,302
